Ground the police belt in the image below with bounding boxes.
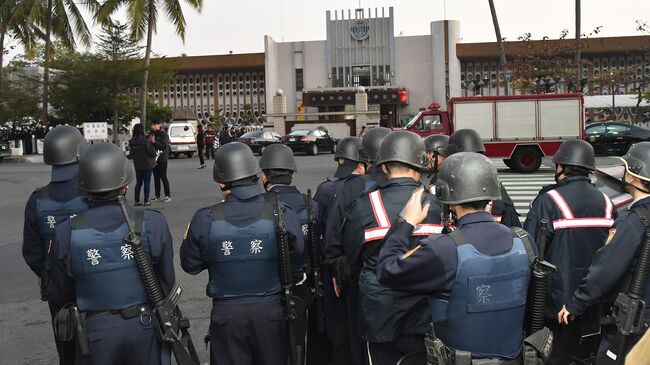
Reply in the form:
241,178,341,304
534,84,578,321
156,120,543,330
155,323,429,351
451,354,522,365
85,304,152,322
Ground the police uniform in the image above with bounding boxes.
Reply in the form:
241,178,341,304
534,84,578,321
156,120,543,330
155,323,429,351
492,185,522,227
376,152,536,363
342,177,442,365
180,183,305,365
48,142,174,365
524,139,614,364
22,125,90,364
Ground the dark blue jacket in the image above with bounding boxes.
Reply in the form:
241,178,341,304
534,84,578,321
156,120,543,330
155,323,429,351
180,183,305,301
567,196,650,317
48,203,175,312
314,178,346,237
23,168,88,278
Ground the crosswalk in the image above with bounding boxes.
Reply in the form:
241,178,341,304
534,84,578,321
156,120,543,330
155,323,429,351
498,172,556,224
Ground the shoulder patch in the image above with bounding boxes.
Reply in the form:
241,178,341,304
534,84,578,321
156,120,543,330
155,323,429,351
401,244,422,259
605,228,616,245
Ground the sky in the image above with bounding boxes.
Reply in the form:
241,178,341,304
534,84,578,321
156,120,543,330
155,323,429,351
4,0,650,61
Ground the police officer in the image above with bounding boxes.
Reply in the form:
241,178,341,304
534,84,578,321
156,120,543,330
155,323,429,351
325,126,390,365
376,152,536,363
422,134,450,187
22,125,90,364
448,128,521,227
313,136,366,364
48,142,174,364
524,139,615,364
341,131,442,365
259,143,317,364
180,142,304,365
559,142,650,361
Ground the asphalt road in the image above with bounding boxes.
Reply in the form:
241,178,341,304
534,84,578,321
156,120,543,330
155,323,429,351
0,153,619,364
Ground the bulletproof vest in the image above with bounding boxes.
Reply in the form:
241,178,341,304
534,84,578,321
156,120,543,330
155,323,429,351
206,194,280,299
429,230,532,358
36,185,90,269
69,210,149,311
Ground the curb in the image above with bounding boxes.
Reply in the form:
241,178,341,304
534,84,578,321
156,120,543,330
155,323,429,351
1,156,31,163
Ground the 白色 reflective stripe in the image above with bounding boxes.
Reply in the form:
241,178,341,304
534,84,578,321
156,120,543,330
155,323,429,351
493,215,503,223
603,193,614,219
552,218,615,230
547,190,574,219
363,224,445,242
369,191,390,228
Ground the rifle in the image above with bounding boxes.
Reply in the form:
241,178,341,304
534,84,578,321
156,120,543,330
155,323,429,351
598,211,650,365
275,193,302,365
527,220,557,335
306,189,326,333
117,196,199,365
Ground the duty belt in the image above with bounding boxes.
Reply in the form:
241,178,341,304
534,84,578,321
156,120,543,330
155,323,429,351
86,304,152,323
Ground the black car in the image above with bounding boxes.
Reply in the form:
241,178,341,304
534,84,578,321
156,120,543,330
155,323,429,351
282,128,337,155
585,122,650,156
0,139,12,161
237,130,282,155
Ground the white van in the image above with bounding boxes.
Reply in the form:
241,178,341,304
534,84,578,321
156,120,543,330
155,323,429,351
165,122,198,158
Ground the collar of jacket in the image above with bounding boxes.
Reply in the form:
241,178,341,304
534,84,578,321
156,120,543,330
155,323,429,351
378,177,421,189
630,195,650,209
539,175,591,194
457,211,495,227
268,184,300,194
228,182,265,200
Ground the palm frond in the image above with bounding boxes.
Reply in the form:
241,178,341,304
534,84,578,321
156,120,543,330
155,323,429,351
162,0,185,40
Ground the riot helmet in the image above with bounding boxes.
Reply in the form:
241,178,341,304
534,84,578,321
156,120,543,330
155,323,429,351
259,144,297,172
424,134,450,156
43,125,87,166
436,152,501,204
335,137,365,162
78,142,133,193
552,139,595,170
447,129,486,155
213,142,261,183
361,127,391,163
375,130,429,171
620,142,650,183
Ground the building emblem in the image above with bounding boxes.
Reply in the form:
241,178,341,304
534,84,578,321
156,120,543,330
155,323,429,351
350,20,370,41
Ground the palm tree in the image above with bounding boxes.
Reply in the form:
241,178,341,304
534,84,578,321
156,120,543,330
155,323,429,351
488,0,508,94
16,0,98,125
0,0,35,123
96,0,203,125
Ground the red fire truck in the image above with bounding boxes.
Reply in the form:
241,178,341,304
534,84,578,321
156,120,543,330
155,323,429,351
400,93,585,173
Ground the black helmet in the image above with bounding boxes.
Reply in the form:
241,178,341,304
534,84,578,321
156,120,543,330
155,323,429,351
621,142,650,182
335,137,365,162
448,129,486,155
361,127,391,163
436,152,501,204
43,125,87,165
213,142,261,183
424,134,450,156
552,139,595,170
376,130,429,171
78,142,133,193
259,144,297,171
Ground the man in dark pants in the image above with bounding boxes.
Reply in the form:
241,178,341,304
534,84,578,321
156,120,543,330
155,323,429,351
313,137,366,363
204,125,217,160
48,143,174,365
180,142,304,365
325,126,391,365
149,120,171,202
447,129,521,227
22,125,90,365
525,139,616,364
196,124,206,169
341,131,442,365
377,152,536,363
559,142,650,362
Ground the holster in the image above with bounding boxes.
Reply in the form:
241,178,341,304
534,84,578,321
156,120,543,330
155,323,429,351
523,327,553,365
54,304,76,342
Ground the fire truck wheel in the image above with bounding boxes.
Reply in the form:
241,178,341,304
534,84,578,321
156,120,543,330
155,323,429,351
511,147,542,173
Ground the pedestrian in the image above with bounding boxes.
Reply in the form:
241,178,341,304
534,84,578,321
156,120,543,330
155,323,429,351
180,142,305,365
48,142,174,365
149,119,172,202
358,125,366,137
204,124,217,160
524,139,615,364
22,125,90,365
325,126,391,365
447,129,521,227
128,124,157,206
559,142,650,362
311,137,366,364
376,152,539,363
422,134,449,188
196,124,206,169
341,131,442,364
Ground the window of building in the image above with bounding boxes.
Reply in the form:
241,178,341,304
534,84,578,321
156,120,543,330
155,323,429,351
295,68,304,92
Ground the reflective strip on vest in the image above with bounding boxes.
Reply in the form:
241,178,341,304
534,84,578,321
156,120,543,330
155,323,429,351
547,189,615,230
364,191,443,242
493,215,503,223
